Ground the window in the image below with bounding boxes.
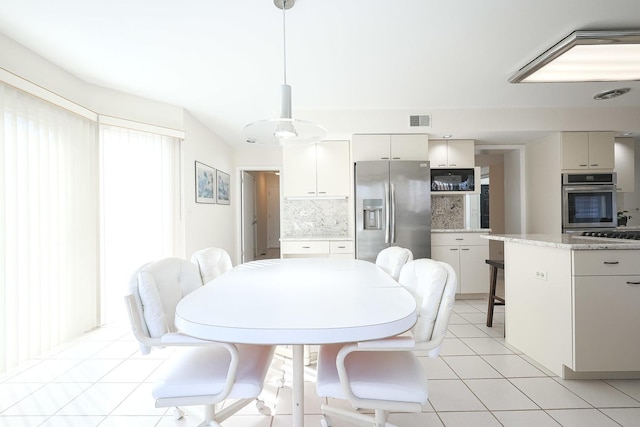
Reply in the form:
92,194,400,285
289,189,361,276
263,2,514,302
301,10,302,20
0,83,99,371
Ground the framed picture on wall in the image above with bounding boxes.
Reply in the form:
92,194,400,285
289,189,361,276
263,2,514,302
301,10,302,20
195,161,216,204
216,170,230,205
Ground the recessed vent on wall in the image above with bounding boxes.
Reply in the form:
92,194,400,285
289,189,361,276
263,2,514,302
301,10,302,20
409,114,431,127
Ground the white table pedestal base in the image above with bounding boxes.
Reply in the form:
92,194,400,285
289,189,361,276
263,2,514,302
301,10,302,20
292,344,304,427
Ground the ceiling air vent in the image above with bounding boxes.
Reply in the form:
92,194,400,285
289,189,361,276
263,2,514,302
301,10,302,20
409,114,431,127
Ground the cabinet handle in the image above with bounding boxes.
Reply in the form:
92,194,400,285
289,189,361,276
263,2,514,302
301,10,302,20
438,164,447,167
461,248,470,251
579,164,588,167
455,238,464,241
627,281,640,285
591,164,598,167
318,191,326,194
380,157,390,160
307,191,315,194
392,157,401,160
302,246,311,249
449,248,459,251
603,261,620,265
449,164,457,166
337,246,346,249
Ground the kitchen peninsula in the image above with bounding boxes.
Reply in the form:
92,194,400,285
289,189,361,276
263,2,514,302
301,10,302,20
484,234,640,379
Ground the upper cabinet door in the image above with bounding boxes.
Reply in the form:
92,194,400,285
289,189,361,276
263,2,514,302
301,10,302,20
352,134,429,161
390,134,429,160
429,139,475,168
283,143,318,197
561,131,614,171
316,140,350,196
352,134,391,161
446,139,475,167
428,140,449,167
587,132,614,170
561,132,590,170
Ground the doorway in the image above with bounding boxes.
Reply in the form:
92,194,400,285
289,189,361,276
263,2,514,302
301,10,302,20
241,170,281,262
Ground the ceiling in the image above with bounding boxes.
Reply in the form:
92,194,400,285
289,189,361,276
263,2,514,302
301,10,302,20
1,0,639,149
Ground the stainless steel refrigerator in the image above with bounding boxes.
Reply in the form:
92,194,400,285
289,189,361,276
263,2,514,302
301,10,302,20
355,161,431,262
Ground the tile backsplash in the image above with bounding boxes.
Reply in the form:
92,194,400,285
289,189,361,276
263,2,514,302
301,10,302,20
431,195,465,229
282,199,349,238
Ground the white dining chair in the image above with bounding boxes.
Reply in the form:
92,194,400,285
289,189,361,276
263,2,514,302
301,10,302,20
315,258,457,427
375,246,414,281
124,257,274,426
190,247,234,284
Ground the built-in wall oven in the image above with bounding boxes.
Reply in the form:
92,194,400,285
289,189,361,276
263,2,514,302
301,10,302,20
562,172,617,232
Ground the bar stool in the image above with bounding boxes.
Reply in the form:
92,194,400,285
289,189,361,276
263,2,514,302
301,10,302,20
485,259,505,327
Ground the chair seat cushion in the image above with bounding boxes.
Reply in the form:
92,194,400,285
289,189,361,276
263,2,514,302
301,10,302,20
316,343,428,405
152,344,274,402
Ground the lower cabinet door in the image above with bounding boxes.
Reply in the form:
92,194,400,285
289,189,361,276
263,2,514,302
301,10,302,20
573,275,640,371
459,245,489,294
431,245,461,289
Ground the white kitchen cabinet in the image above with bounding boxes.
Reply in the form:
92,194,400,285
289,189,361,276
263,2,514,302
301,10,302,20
502,239,640,378
561,131,614,171
281,239,354,258
283,140,350,197
431,232,489,294
428,139,475,168
572,250,640,372
352,134,428,161
614,137,635,193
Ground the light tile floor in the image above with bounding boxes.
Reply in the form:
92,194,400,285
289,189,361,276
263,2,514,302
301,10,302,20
2,299,640,427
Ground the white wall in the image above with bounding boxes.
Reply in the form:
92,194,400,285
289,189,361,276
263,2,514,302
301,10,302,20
182,111,236,262
504,148,524,234
525,134,562,234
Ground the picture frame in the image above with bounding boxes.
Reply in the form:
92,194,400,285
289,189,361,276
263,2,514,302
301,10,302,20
216,170,230,205
195,161,216,204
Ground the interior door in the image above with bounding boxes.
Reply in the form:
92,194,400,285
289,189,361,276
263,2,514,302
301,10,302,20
267,176,280,248
242,171,257,263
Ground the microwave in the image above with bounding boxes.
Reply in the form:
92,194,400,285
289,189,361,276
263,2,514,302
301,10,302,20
431,167,480,193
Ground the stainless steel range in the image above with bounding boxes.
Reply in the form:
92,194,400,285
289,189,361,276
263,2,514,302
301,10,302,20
580,230,640,240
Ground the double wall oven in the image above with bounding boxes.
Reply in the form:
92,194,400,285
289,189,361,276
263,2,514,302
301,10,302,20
562,172,617,232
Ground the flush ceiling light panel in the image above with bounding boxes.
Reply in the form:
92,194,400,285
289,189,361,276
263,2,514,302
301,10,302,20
509,30,640,83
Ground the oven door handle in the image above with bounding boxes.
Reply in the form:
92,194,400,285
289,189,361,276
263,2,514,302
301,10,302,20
563,185,616,192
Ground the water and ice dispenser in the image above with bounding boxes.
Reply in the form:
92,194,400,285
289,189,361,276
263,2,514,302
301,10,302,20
363,199,383,230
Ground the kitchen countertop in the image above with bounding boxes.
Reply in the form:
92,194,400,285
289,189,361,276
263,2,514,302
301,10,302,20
280,236,352,241
432,229,491,233
483,233,640,250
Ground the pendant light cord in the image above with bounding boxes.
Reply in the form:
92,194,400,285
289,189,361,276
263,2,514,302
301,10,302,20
282,0,287,85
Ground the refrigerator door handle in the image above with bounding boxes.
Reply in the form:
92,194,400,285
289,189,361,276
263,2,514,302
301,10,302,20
390,183,396,243
384,182,390,243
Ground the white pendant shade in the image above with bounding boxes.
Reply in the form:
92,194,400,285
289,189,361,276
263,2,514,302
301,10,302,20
243,0,326,145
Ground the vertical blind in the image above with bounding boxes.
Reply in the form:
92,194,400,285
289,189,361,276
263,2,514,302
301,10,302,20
0,83,99,372
100,125,181,324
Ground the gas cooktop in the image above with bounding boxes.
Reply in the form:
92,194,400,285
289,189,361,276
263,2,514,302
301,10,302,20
580,230,640,240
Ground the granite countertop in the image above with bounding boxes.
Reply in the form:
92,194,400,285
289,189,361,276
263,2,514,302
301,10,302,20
482,234,640,250
432,229,491,233
280,236,353,241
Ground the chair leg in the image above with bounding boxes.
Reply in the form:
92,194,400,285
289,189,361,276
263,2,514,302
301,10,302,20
486,265,498,327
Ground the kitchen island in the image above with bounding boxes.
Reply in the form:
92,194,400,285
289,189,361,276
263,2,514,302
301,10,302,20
483,234,640,379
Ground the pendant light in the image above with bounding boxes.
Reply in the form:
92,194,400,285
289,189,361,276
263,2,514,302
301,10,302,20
244,0,326,145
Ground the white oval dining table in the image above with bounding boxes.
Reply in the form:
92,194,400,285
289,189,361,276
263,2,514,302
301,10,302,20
175,258,417,427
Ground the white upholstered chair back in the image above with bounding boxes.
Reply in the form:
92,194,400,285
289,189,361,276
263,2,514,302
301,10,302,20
126,258,202,354
375,246,414,281
398,258,458,357
190,247,233,284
